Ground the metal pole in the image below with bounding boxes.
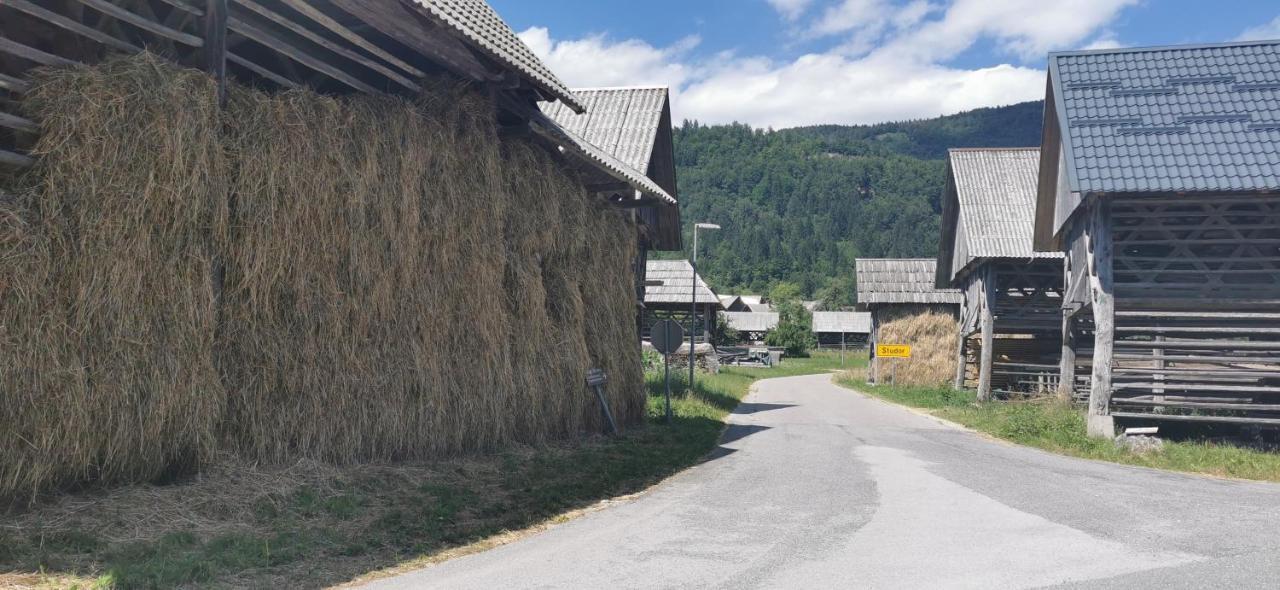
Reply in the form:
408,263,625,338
841,331,846,366
689,228,698,391
664,350,672,423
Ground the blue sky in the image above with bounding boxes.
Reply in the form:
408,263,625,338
489,0,1280,128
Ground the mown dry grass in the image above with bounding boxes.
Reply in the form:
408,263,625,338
1,53,642,504
873,306,957,387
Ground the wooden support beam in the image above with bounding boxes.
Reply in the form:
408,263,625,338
227,52,298,88
1111,412,1280,426
0,149,34,168
0,111,37,134
73,0,204,47
1086,198,1116,438
0,36,80,66
953,330,966,389
5,0,143,53
0,73,28,94
231,0,419,92
276,0,426,79
156,0,205,16
227,15,379,94
976,265,995,402
205,0,229,107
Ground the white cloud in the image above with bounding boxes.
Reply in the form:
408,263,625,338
767,0,815,21
521,0,1139,128
1236,16,1280,42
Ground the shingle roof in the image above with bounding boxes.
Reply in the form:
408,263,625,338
527,111,676,205
723,312,779,333
541,88,669,173
811,312,872,334
410,1,584,112
1049,40,1280,194
645,260,720,305
951,148,1057,259
856,259,962,305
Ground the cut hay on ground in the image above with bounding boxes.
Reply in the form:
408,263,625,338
0,54,643,503
875,305,958,387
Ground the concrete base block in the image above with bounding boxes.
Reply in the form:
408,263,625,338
1087,413,1116,439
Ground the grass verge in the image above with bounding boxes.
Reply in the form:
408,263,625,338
835,373,1280,483
0,353,854,589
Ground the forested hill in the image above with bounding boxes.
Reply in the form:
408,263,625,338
673,100,1044,307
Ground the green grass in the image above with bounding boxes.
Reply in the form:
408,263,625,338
2,352,855,589
836,375,1280,483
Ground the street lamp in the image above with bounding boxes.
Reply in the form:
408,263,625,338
690,222,720,389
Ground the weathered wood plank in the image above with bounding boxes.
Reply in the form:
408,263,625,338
155,0,205,16
0,149,34,168
0,111,37,133
232,0,419,92
0,36,80,66
1086,198,1116,438
977,265,995,402
275,0,425,80
227,15,379,94
72,0,204,47
1111,412,1280,426
205,0,228,107
227,52,299,88
5,0,142,53
0,73,28,94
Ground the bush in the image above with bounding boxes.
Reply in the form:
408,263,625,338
764,283,815,357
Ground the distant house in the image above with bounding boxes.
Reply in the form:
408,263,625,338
722,312,780,343
1032,41,1280,436
855,259,962,385
936,148,1064,401
811,312,872,348
643,260,724,343
719,295,749,312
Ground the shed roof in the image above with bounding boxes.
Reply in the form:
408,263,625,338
938,148,1061,284
855,259,962,306
723,312,779,333
644,260,721,306
811,312,872,334
527,112,675,205
410,1,583,112
1036,40,1280,246
541,88,669,173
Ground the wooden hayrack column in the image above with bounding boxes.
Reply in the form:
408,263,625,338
1085,198,1116,437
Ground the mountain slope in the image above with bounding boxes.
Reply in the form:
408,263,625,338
673,100,1044,305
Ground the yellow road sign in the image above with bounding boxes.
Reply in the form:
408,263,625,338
876,344,912,358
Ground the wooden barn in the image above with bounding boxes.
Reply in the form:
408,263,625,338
855,258,962,385
723,311,778,343
643,259,723,343
936,148,1065,401
1033,41,1280,437
0,1,676,219
811,311,871,349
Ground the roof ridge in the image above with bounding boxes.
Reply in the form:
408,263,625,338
949,147,1039,153
571,85,670,92
1050,38,1280,59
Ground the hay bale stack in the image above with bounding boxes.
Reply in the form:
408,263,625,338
0,56,227,501
0,54,644,501
875,306,958,386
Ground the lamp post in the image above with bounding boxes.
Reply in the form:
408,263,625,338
690,222,720,390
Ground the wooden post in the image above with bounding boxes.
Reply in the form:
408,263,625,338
868,309,879,384
1086,199,1116,438
205,0,229,107
976,266,995,402
953,333,967,389
1059,310,1076,399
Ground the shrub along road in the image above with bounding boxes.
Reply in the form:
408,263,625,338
368,373,1280,589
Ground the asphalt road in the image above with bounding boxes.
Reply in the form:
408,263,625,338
367,373,1280,589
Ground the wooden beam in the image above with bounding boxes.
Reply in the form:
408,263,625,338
0,149,33,168
976,265,995,402
1111,412,1280,426
0,36,80,66
0,111,37,134
227,16,379,94
1086,198,1116,438
72,0,204,47
0,73,28,94
205,0,229,107
4,0,142,53
156,0,205,16
232,0,419,92
276,0,425,79
227,52,299,88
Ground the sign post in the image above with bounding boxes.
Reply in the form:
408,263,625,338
651,319,684,424
875,344,912,385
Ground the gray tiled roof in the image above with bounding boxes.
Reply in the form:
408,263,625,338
527,111,676,205
811,312,872,334
856,259,962,305
723,312,779,333
951,148,1049,258
1050,40,1280,194
645,260,720,305
410,1,584,112
541,87,669,173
